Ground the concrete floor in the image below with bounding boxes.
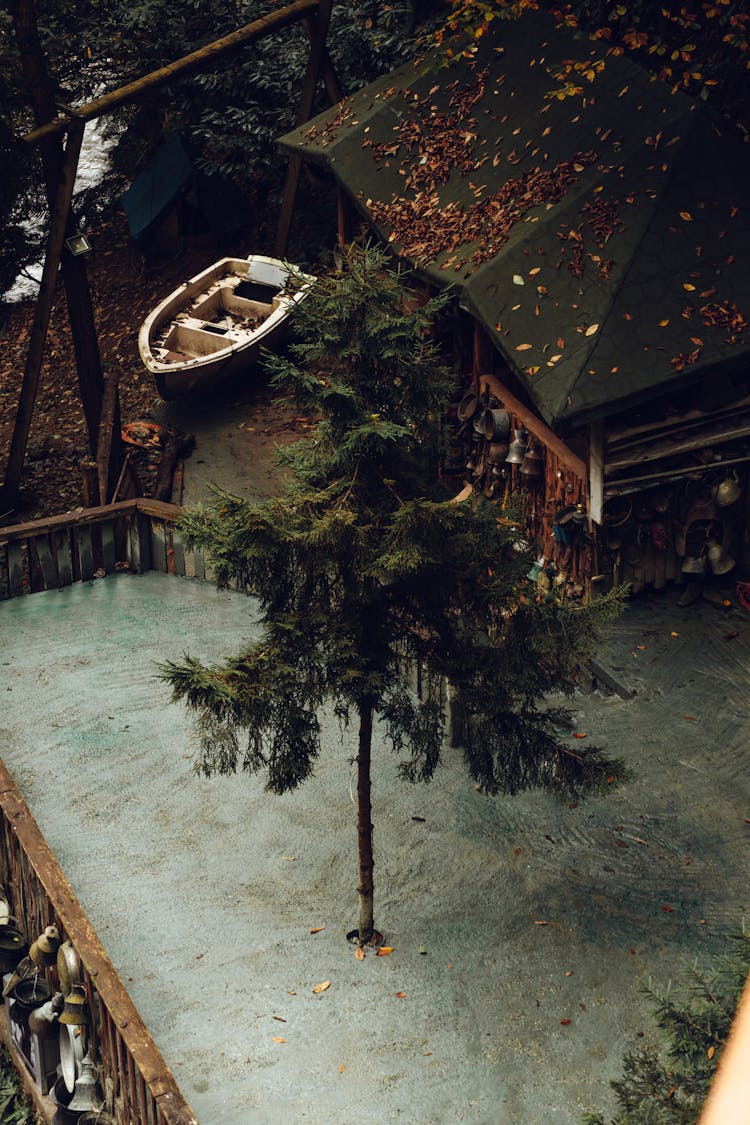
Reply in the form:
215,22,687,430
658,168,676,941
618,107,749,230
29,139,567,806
1,572,749,1123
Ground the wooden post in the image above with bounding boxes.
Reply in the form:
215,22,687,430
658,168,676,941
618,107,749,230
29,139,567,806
0,120,84,516
275,0,334,257
95,373,123,505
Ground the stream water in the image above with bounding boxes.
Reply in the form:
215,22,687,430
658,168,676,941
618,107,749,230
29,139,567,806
3,117,112,303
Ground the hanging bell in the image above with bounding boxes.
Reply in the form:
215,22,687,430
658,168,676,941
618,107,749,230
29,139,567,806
519,445,543,477
59,981,88,1026
487,441,509,465
505,429,528,464
67,1053,102,1114
29,924,60,967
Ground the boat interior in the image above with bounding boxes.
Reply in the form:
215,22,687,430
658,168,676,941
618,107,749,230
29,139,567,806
157,281,284,361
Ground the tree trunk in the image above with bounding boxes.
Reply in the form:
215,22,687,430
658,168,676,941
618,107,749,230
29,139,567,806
356,700,375,945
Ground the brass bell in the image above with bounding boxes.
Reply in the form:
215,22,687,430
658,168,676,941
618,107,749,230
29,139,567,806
59,981,88,1026
505,429,528,465
519,445,543,477
29,924,60,967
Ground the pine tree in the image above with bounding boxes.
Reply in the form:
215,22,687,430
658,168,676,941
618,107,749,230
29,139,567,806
160,241,627,950
583,930,750,1125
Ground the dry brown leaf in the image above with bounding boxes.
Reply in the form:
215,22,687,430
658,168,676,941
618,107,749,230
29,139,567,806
312,980,331,994
534,920,548,926
395,991,407,998
658,319,670,327
339,1063,345,1073
516,343,533,351
376,946,395,956
310,927,325,934
272,1036,287,1044
585,323,599,336
683,282,696,291
355,946,366,961
707,1045,716,1059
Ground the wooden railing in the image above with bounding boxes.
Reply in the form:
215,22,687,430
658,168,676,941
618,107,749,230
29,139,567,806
0,761,198,1124
0,498,207,599
0,499,207,1120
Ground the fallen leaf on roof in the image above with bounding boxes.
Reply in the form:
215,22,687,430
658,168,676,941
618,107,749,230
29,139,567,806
585,323,599,336
572,732,588,739
683,282,696,291
684,715,696,722
661,905,674,913
680,211,693,222
272,1037,287,1044
395,991,407,998
312,981,331,994
376,947,395,957
659,319,670,327
513,274,525,285
534,920,548,926
516,343,533,351
310,926,325,934
561,1018,572,1026
355,946,366,961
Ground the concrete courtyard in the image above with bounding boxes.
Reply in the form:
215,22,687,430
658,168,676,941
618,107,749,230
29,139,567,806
1,572,748,1123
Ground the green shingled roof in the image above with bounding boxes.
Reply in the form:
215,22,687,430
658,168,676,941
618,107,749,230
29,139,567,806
279,11,750,427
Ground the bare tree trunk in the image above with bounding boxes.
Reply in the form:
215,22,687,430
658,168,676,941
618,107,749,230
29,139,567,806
356,700,375,945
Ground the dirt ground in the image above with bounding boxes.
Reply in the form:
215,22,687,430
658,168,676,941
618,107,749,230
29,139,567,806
0,214,314,521
1,575,748,1124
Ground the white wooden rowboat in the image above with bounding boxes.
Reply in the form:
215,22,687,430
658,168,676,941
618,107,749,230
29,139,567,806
138,254,315,400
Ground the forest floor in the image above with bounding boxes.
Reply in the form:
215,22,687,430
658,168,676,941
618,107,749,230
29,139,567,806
0,212,314,522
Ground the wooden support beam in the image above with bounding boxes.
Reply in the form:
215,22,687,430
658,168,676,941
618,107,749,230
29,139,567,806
478,373,588,483
96,373,123,504
0,120,84,516
23,0,319,146
275,0,334,257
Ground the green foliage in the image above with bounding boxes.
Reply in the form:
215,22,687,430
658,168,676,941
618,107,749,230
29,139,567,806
162,240,627,804
583,930,750,1124
0,1046,37,1124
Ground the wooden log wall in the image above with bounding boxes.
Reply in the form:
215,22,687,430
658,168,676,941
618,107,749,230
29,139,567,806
0,761,197,1124
0,499,208,601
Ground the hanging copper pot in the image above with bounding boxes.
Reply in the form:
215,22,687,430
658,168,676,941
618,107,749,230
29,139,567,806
505,429,528,464
59,982,88,1026
480,408,510,441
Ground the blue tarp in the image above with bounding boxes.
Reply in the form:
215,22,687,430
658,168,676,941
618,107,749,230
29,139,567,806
121,134,245,242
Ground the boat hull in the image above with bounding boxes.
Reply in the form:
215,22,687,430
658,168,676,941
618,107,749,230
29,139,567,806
138,255,314,401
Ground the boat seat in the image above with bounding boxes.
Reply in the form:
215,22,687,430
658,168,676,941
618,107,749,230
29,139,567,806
163,322,237,358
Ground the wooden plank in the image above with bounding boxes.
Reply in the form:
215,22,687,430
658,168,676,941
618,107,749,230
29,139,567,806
34,533,58,590
101,520,117,573
7,542,24,597
606,417,750,473
27,538,45,593
150,520,169,573
53,528,73,587
0,762,198,1124
0,498,180,545
172,532,186,577
0,544,9,599
77,526,94,580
